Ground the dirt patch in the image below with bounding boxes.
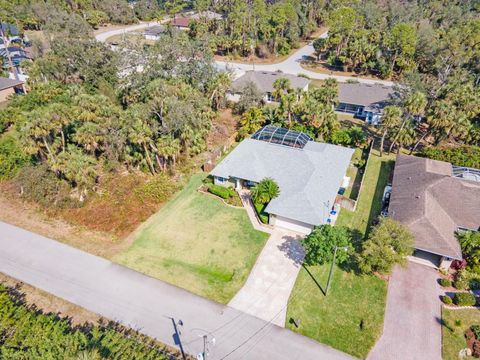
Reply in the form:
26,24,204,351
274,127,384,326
207,108,238,149
301,61,388,81
0,188,125,257
61,172,178,239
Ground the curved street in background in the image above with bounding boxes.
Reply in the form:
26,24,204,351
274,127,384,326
95,24,394,86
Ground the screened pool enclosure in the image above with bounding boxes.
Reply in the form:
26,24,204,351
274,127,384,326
251,126,313,149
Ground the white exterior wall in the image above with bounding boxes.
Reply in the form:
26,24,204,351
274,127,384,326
145,35,160,41
270,215,314,234
226,92,241,102
440,257,453,270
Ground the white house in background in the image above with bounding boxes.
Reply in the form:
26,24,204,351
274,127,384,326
210,126,354,234
336,82,394,125
144,26,163,41
226,70,310,103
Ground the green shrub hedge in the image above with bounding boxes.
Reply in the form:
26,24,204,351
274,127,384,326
441,295,453,305
208,184,235,199
421,146,480,168
453,292,476,306
439,278,452,287
254,202,269,224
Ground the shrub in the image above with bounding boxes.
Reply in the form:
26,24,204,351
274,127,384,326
472,325,480,339
439,278,452,287
0,133,31,180
14,165,80,208
455,319,462,327
441,295,453,305
421,146,480,169
301,225,353,266
453,292,476,306
357,218,414,275
471,278,480,291
208,184,234,199
454,270,470,290
254,202,269,224
473,340,480,358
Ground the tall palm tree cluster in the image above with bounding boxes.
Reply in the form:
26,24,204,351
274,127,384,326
238,78,340,142
380,82,480,156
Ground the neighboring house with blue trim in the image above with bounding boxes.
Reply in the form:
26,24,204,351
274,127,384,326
336,82,394,125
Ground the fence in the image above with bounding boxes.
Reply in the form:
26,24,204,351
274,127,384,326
336,139,374,212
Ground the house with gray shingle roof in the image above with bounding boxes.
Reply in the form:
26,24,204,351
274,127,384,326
227,70,310,103
389,154,480,269
210,126,354,234
336,82,394,125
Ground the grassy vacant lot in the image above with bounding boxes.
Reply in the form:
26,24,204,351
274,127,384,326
286,151,394,357
114,173,269,304
442,308,480,360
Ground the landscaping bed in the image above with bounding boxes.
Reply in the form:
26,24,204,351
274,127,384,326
114,173,269,304
442,308,480,360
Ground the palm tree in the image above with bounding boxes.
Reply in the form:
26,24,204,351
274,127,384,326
380,106,402,156
389,92,426,153
394,122,415,154
251,178,280,205
272,77,291,100
207,72,232,110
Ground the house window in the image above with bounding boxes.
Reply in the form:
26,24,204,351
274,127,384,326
266,92,275,102
216,177,226,184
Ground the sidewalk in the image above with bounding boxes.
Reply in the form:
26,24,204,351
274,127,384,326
238,189,273,234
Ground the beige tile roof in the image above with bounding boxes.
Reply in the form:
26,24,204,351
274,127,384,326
389,155,480,259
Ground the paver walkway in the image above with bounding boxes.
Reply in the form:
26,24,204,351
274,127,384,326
229,228,304,327
0,221,354,360
368,261,442,360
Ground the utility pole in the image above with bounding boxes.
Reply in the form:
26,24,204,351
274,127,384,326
325,246,348,295
203,335,208,359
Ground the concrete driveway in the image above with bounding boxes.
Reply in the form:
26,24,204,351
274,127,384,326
0,221,354,360
368,261,442,360
229,229,304,327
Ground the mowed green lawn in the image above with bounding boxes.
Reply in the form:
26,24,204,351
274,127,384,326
114,173,269,304
442,308,480,360
286,151,394,358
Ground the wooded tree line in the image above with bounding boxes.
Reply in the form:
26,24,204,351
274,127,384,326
0,27,230,205
0,0,137,30
0,284,172,359
313,1,480,78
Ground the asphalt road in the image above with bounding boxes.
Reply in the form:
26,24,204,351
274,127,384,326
0,221,355,360
95,24,393,86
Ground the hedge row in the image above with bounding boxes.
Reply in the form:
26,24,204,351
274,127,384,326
207,184,236,199
453,292,477,306
421,146,480,169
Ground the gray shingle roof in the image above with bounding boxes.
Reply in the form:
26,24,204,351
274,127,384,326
389,155,480,259
230,71,310,94
210,137,353,225
338,83,394,112
0,77,23,91
144,26,163,36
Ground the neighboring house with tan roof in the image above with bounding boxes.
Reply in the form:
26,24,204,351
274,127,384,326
0,77,24,102
227,70,310,103
389,154,480,269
